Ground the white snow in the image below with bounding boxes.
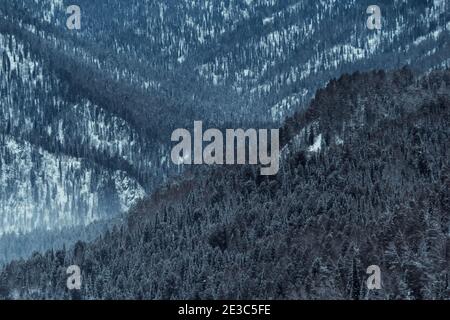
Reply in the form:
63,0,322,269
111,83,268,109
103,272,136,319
308,134,322,153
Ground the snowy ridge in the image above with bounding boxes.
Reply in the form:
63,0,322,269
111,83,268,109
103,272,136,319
0,134,145,235
0,29,148,236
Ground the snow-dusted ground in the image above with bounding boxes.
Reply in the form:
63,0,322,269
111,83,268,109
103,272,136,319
0,135,145,235
0,30,147,236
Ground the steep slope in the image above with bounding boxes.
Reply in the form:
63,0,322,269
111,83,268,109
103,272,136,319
0,28,146,235
0,0,448,264
4,0,449,123
1,69,448,300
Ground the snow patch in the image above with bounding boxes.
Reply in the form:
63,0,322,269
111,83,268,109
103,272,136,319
308,134,322,153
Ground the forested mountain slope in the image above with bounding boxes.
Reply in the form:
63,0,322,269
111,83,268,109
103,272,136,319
0,0,448,267
6,0,449,121
1,69,448,300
